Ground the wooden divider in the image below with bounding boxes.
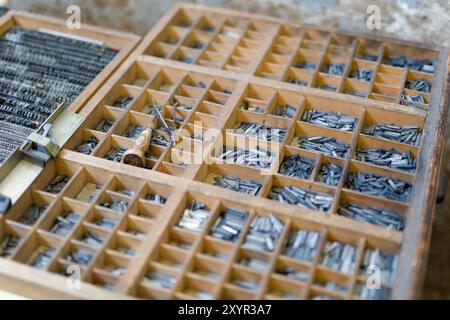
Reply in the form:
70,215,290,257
0,4,448,300
136,3,438,110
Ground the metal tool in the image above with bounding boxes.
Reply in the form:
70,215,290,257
20,103,84,166
122,99,176,167
0,103,84,210
122,127,154,167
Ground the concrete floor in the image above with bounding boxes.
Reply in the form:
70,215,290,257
422,138,450,299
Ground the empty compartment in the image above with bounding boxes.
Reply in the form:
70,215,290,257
274,255,311,283
227,265,263,292
355,39,382,61
199,237,234,261
108,233,142,257
314,74,340,92
172,47,200,64
266,275,305,300
190,254,226,280
119,215,152,240
122,61,161,88
178,274,215,299
66,169,109,204
148,68,185,93
342,79,369,98
235,248,271,272
312,267,351,293
151,244,189,270
142,262,179,291
165,227,197,251
129,200,162,223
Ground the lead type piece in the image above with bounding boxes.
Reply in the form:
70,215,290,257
144,271,177,289
19,205,47,225
210,208,249,242
30,247,56,269
46,175,70,194
302,110,358,132
355,148,417,173
338,203,405,231
269,186,333,212
50,211,82,236
278,155,315,180
362,124,421,146
212,176,262,196
284,229,321,261
177,201,210,232
272,105,296,118
243,213,285,252
0,27,117,164
320,241,357,274
317,163,343,186
345,172,413,202
75,135,99,154
359,249,399,284
0,235,21,257
233,122,287,143
218,146,274,169
67,249,94,266
385,55,435,73
293,136,350,158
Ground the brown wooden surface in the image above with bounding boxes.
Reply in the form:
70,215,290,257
0,4,449,300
